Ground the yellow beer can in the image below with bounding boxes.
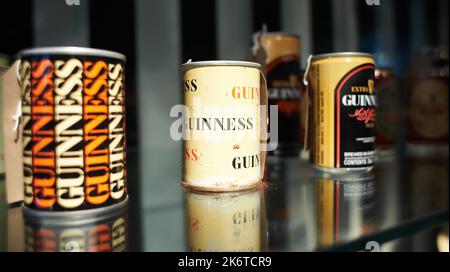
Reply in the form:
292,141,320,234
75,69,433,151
305,53,376,173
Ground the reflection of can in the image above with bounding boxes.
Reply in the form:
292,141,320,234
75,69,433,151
185,189,261,252
306,53,376,172
182,61,265,192
251,33,302,156
314,173,375,248
18,47,128,213
25,207,128,252
375,68,400,150
0,53,10,176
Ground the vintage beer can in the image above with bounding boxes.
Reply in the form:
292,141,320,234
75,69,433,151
182,61,267,192
17,47,128,214
313,172,375,248
0,53,10,177
406,48,449,149
24,206,128,252
250,33,302,156
305,53,376,173
185,189,262,252
375,68,400,152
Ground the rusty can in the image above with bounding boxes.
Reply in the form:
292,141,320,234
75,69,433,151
181,61,267,192
185,189,262,252
305,53,376,173
17,47,128,215
250,33,302,156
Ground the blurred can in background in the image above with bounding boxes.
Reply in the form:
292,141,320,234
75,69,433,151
305,53,376,173
0,54,10,177
406,48,449,149
250,33,302,157
25,207,128,252
18,47,128,214
185,189,262,252
182,61,265,192
375,67,400,154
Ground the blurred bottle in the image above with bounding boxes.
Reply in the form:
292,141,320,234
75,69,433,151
185,189,264,252
311,172,376,249
406,47,449,151
24,207,128,252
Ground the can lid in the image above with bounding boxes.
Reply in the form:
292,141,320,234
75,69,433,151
311,52,375,61
181,60,262,71
17,46,126,61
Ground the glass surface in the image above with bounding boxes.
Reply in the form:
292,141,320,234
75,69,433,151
1,145,448,252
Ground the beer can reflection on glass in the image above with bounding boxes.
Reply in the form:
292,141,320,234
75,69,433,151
18,47,128,214
24,206,128,252
181,61,266,192
312,172,375,248
306,53,376,173
185,189,262,252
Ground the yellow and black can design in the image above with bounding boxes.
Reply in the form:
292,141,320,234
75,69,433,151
307,53,376,171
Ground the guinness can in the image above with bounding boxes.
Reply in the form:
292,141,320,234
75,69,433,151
305,53,376,173
182,61,267,192
17,47,128,214
185,189,262,252
250,33,302,156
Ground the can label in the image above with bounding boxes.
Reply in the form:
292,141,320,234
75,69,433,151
19,55,127,211
183,65,263,191
185,190,261,252
309,57,376,169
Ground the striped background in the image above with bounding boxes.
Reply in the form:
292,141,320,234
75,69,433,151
0,0,448,251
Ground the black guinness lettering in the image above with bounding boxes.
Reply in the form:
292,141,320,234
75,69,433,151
232,155,260,169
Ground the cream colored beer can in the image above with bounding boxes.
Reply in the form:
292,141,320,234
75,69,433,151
185,189,261,252
182,61,267,192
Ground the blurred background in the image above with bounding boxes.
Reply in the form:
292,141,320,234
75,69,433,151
0,0,448,251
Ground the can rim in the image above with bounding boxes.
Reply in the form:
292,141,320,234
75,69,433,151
311,52,375,61
17,46,126,61
181,60,262,71
260,32,301,39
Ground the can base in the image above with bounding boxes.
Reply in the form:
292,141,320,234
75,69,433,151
23,196,129,222
311,165,373,176
181,180,262,193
